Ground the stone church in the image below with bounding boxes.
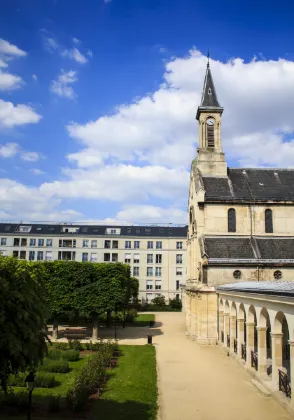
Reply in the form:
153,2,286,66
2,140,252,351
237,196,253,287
184,59,294,345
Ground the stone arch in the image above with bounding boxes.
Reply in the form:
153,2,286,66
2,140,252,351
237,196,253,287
248,305,257,352
230,301,237,317
224,300,230,314
273,311,290,374
238,303,246,320
259,308,272,374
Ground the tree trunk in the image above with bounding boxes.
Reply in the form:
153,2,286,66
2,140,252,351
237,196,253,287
92,313,98,342
106,310,112,328
52,318,58,341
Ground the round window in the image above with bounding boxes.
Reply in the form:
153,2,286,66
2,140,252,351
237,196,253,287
233,270,242,280
274,270,282,280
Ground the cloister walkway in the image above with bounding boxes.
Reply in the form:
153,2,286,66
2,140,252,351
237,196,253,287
154,312,291,420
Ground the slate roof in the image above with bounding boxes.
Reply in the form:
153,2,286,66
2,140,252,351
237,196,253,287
0,223,188,238
196,64,223,120
217,281,294,297
202,168,294,202
203,236,294,262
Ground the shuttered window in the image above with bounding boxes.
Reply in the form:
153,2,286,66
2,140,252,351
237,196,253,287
265,209,273,233
228,208,236,232
207,125,215,147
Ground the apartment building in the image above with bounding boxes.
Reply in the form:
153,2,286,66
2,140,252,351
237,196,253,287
0,222,187,301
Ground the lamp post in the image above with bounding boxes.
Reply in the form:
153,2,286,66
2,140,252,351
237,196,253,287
25,372,35,420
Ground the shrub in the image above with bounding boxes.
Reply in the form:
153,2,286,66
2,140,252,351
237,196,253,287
0,389,29,408
47,394,61,413
38,359,69,373
169,298,182,310
69,340,83,351
53,342,69,350
151,296,166,306
47,349,62,360
126,308,137,322
8,372,56,388
62,350,80,361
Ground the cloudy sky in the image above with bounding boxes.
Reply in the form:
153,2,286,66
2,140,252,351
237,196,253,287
0,0,294,224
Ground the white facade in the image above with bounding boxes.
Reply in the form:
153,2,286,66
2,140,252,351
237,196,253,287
0,223,187,302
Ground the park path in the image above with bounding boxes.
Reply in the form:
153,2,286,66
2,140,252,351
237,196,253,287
154,312,291,420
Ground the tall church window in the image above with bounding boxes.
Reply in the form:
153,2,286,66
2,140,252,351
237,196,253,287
228,208,236,232
265,209,273,233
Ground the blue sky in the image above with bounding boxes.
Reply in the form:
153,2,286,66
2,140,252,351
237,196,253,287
0,0,294,223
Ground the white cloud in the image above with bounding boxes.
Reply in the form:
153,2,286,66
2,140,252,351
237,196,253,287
62,47,88,64
0,70,23,90
20,151,43,162
32,74,38,81
44,36,59,53
0,143,19,158
116,205,187,224
72,37,81,45
50,70,78,99
86,49,93,58
0,99,42,128
0,58,8,68
0,39,27,57
30,168,45,175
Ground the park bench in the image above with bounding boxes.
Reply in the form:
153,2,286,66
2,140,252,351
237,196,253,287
64,328,87,339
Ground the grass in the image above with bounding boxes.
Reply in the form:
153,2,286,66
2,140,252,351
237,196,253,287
92,345,158,420
135,314,155,322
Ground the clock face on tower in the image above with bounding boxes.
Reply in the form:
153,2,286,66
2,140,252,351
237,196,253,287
207,118,214,126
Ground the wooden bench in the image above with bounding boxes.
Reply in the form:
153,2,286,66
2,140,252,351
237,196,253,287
64,328,86,339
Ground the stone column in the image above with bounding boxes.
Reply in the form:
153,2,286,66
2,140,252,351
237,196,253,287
237,319,245,358
223,313,229,347
289,341,294,408
218,310,224,342
257,327,267,376
52,319,58,341
230,315,236,353
271,332,283,390
246,322,255,368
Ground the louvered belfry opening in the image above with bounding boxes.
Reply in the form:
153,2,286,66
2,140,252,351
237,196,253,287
207,124,215,147
265,209,273,233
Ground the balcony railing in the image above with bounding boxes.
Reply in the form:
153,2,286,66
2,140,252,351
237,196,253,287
233,339,237,354
251,351,258,371
241,343,246,361
221,331,224,343
279,369,291,398
227,334,230,348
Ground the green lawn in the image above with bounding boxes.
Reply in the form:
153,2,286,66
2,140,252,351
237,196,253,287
92,345,158,420
135,314,155,322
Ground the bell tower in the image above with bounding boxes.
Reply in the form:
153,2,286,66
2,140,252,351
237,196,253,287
194,58,227,176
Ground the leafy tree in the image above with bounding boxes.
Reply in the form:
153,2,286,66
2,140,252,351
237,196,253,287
151,296,166,306
0,256,48,392
169,298,182,310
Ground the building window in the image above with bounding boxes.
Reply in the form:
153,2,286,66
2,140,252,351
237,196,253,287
146,280,153,290
156,241,162,249
19,250,26,259
265,209,273,233
133,267,139,276
176,268,183,276
155,280,161,290
91,253,97,262
125,240,131,249
233,270,242,280
91,240,97,248
156,254,162,264
13,238,20,246
37,251,44,261
104,240,111,249
176,241,183,249
104,253,111,262
176,280,180,290
13,250,19,258
155,267,162,277
134,253,140,263
38,239,44,247
176,254,183,264
274,270,282,280
45,251,52,261
30,238,36,246
147,241,153,249
125,253,131,264
21,238,27,246
46,239,52,247
112,253,118,262
0,238,7,246
147,254,153,264
83,240,89,248
207,123,215,147
228,208,236,232
112,240,118,249
29,251,35,261
82,252,88,262
147,267,153,277
134,241,140,249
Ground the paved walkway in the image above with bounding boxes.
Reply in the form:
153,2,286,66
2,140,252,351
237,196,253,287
154,312,291,420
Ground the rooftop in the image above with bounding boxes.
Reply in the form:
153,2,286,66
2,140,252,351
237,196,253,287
217,281,294,297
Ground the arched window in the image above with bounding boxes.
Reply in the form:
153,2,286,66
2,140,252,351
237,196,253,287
228,208,236,232
265,209,273,233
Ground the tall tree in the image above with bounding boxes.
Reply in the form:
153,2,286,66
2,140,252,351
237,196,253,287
0,257,48,391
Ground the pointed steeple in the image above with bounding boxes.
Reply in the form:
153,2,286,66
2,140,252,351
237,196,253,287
196,57,223,120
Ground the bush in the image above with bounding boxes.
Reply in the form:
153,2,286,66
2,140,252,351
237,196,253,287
47,349,62,360
0,389,29,408
62,350,80,361
151,296,166,306
126,308,137,322
38,359,69,373
53,342,69,350
169,298,182,310
8,372,56,388
47,394,61,413
69,339,83,351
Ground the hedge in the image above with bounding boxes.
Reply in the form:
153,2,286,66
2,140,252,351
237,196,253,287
38,359,69,373
47,349,80,361
8,372,56,388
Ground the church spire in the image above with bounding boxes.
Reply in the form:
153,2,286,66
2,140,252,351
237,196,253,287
196,56,223,120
